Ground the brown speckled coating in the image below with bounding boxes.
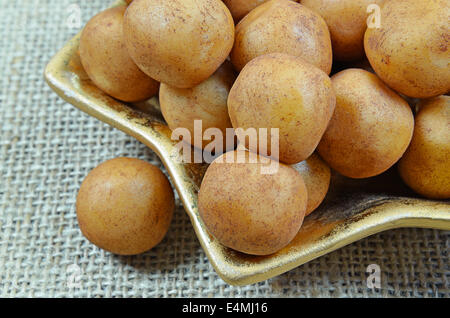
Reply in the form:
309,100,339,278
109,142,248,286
301,0,386,62
123,0,235,88
318,68,414,179
228,53,336,165
364,0,450,98
159,61,236,149
79,6,159,102
293,153,331,216
198,150,308,256
398,96,450,199
76,158,175,255
230,0,332,74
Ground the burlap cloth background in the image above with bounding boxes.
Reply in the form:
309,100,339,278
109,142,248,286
0,0,448,298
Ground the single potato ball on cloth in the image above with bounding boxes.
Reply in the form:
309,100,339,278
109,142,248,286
76,158,174,255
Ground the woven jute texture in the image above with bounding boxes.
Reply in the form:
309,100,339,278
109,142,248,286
0,0,448,298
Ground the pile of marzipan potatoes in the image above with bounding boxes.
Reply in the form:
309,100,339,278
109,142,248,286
75,0,449,257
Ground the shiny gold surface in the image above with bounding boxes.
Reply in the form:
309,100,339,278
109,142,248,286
44,4,450,286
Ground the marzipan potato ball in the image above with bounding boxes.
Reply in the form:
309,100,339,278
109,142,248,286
222,0,270,22
398,96,450,199
301,0,386,62
198,150,308,255
160,62,236,150
79,6,159,102
123,0,235,88
228,53,336,164
293,153,331,216
231,0,332,74
318,69,414,179
76,158,175,255
364,0,450,98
